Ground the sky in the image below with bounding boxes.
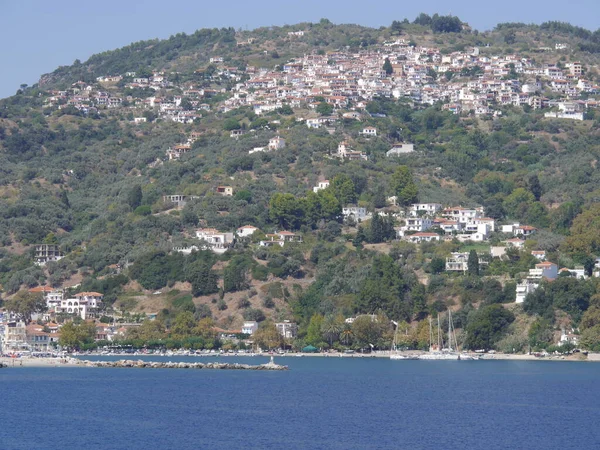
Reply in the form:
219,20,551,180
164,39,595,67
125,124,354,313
1,0,599,99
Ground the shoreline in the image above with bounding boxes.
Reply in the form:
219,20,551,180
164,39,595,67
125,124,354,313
0,351,595,368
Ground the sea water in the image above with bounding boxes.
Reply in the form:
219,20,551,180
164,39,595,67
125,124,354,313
1,356,599,450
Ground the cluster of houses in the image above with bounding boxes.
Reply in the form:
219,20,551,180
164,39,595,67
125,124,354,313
44,38,599,129
174,225,303,255
395,204,498,243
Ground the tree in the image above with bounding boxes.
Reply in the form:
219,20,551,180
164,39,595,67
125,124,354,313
464,304,515,350
269,193,305,230
127,185,143,209
223,118,241,131
383,58,393,75
4,290,46,323
171,311,197,337
391,166,418,206
58,321,96,350
321,314,345,347
329,174,356,205
253,321,282,350
390,20,404,35
467,250,480,276
187,260,219,297
528,174,542,201
223,256,250,293
316,102,334,115
563,204,600,255
306,313,324,346
429,257,445,274
413,13,432,26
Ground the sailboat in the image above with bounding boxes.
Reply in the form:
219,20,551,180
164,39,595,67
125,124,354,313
418,311,477,360
390,320,406,360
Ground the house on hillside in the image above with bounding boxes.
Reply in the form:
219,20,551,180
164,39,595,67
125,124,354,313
237,225,259,238
34,244,64,266
268,136,286,150
313,180,330,193
386,143,414,157
216,186,233,196
404,232,441,243
195,228,235,253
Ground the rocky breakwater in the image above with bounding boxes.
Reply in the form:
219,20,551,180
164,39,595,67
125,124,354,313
77,359,288,371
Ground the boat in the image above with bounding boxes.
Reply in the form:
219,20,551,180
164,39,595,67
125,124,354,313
418,311,478,360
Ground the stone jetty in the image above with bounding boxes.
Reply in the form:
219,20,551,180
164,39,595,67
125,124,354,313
76,359,288,370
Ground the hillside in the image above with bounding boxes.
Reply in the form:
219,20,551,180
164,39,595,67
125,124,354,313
2,15,600,352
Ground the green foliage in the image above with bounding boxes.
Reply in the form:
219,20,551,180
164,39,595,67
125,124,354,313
464,304,515,350
524,277,595,323
391,166,418,206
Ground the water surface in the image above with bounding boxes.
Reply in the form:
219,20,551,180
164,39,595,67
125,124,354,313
1,357,598,449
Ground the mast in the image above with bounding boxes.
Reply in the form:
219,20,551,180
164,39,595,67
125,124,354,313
429,317,433,352
437,314,441,351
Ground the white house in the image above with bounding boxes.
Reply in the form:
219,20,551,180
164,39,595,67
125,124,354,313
404,232,441,243
399,218,433,236
386,143,415,157
361,126,377,137
445,252,488,272
195,228,235,253
313,180,330,193
528,262,558,280
409,203,442,216
516,280,539,303
442,206,484,224
268,136,286,150
276,320,298,339
237,225,259,238
242,321,259,335
343,206,368,221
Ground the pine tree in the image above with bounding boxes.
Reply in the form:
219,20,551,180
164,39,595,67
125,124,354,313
467,250,480,276
383,57,393,75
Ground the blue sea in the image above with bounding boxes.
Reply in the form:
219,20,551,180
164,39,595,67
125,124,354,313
1,356,599,450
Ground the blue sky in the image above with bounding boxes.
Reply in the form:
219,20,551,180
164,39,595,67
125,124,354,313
1,0,599,99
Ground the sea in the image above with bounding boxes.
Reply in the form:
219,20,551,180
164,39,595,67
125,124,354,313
1,356,599,450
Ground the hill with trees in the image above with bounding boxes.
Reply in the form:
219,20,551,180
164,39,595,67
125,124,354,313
2,14,600,353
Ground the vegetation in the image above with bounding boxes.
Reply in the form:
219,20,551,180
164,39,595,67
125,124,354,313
2,15,600,352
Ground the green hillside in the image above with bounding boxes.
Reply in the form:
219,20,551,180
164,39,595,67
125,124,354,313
2,15,600,353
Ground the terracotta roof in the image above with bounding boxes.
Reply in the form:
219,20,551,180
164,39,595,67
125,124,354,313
74,292,103,297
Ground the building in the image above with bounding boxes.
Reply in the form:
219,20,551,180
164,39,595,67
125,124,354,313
166,144,192,160
386,143,415,156
237,225,259,238
442,206,484,224
268,136,286,150
276,321,298,339
361,126,377,137
2,321,28,353
399,218,433,236
195,228,235,253
528,262,558,280
34,244,64,266
342,206,368,221
404,232,441,243
162,195,200,209
445,252,488,272
216,186,233,196
516,280,539,303
408,203,442,216
49,292,103,320
242,321,259,335
313,180,330,193
26,324,51,352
